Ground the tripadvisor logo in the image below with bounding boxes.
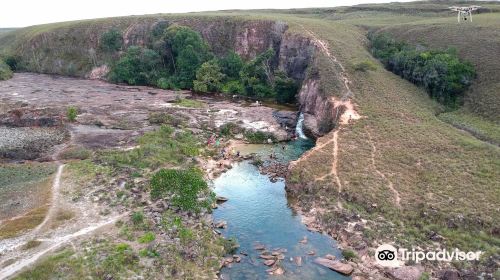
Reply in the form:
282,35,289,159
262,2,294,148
375,244,483,268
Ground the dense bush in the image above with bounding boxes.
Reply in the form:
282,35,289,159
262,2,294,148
150,168,211,212
193,60,225,93
0,59,13,80
218,51,244,80
163,25,212,89
370,33,476,106
221,80,245,95
239,49,276,99
3,55,19,71
274,71,298,104
100,29,123,52
109,46,162,85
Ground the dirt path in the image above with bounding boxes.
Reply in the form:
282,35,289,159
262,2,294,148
366,129,401,207
31,164,65,234
297,26,364,209
0,214,126,279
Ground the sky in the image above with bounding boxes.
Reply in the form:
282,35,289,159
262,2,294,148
0,0,416,27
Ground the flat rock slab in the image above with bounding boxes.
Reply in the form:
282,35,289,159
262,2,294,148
314,257,354,275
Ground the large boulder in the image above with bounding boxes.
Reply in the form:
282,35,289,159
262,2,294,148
313,257,354,275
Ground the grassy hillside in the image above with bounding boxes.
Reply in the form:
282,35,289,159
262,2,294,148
1,0,499,277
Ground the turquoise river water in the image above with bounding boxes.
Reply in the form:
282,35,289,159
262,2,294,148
213,122,350,279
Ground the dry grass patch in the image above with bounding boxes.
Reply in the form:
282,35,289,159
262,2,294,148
0,206,48,239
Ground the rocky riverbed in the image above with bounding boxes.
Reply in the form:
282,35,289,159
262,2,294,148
0,73,296,161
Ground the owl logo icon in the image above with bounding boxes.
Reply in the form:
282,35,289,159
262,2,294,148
375,244,400,267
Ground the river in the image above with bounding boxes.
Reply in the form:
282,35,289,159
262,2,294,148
213,114,349,279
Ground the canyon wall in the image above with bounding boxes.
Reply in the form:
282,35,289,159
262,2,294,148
1,16,338,137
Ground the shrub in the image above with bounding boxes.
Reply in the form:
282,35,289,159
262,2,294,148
342,249,357,261
150,168,211,212
3,55,19,71
370,33,475,106
139,248,159,258
0,59,13,80
274,71,298,104
222,80,245,95
193,60,225,93
131,211,144,225
219,122,242,136
109,46,162,85
221,237,239,254
157,77,177,90
66,106,78,122
179,228,194,245
138,232,155,243
353,60,377,72
100,29,123,52
244,131,276,144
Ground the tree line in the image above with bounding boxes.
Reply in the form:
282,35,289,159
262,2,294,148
369,33,476,107
102,24,298,104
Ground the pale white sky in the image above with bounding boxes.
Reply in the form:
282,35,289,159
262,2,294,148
0,0,415,27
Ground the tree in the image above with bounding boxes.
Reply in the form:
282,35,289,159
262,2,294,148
370,33,475,107
100,29,123,52
239,49,276,98
162,25,212,88
218,51,244,80
193,60,225,93
176,45,204,89
109,46,162,85
274,71,298,104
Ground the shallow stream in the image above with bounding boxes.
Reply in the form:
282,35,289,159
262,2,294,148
213,116,350,279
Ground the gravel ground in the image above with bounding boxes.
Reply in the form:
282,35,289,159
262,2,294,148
0,127,67,160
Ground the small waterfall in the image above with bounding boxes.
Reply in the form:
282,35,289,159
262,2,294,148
296,113,308,140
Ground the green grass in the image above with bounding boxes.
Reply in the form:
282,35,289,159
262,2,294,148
59,147,92,160
174,97,205,108
376,12,500,121
0,163,56,188
137,232,155,243
98,125,200,170
439,109,500,145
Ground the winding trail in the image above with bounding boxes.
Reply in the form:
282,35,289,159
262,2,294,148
32,164,65,234
0,214,126,279
366,129,401,207
296,26,363,209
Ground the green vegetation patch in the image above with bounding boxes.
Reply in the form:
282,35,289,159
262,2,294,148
66,106,78,122
0,59,13,80
369,33,476,107
0,163,56,188
439,109,500,146
174,97,204,108
150,168,212,212
244,130,277,144
99,125,200,169
105,24,298,104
